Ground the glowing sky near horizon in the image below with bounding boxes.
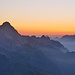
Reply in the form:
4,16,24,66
0,0,75,36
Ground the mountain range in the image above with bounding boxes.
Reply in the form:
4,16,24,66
53,35,75,52
56,35,75,42
0,22,75,75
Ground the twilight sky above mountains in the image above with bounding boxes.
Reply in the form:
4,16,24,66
0,0,75,36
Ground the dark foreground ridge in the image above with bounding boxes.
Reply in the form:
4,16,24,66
0,22,75,75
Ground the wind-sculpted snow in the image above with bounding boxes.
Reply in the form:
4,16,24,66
0,22,75,75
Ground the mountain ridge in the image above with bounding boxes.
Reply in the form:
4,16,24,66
0,22,75,75
0,21,69,53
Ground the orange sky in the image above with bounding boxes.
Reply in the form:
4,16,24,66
0,0,75,36
0,18,75,36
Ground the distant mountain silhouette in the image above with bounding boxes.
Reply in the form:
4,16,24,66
60,35,75,42
53,35,75,42
0,21,68,52
53,35,75,52
1,22,75,75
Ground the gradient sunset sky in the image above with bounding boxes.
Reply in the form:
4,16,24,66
0,0,75,36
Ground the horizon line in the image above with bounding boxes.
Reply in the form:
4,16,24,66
1,21,75,37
